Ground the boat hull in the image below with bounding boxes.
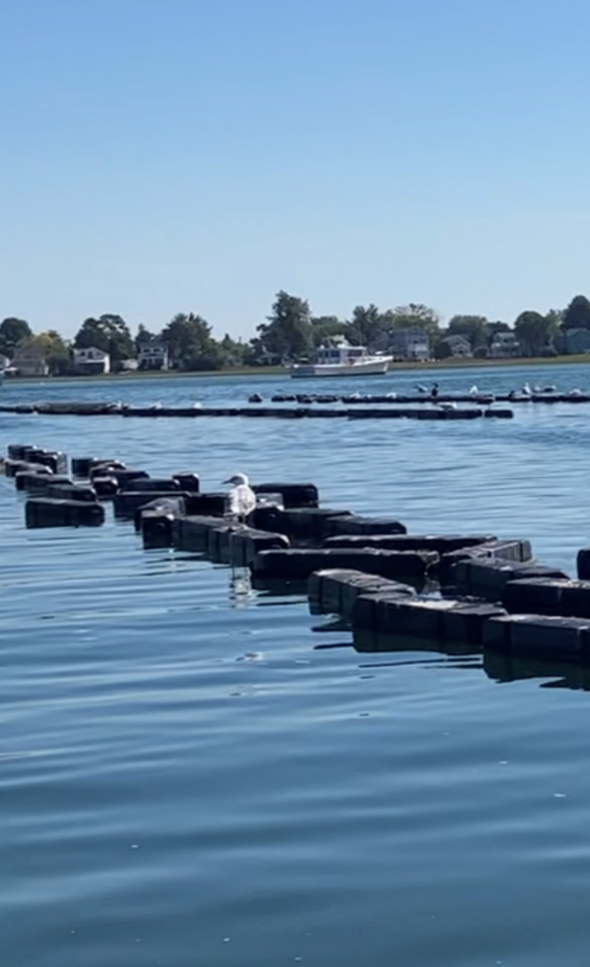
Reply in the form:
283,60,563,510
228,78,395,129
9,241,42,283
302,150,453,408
288,359,391,378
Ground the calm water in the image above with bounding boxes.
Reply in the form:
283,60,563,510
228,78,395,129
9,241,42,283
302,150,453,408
3,363,590,967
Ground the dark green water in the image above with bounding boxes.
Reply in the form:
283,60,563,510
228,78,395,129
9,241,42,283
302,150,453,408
3,365,590,966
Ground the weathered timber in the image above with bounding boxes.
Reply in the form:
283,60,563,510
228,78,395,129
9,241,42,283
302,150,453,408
250,548,438,581
251,506,353,541
5,459,51,479
352,592,506,643
25,497,105,528
577,548,590,581
141,505,187,548
114,490,192,518
89,461,127,481
121,477,182,493
184,493,227,517
172,473,200,492
502,578,590,619
483,614,590,663
16,472,70,494
308,568,415,618
253,483,319,508
439,539,533,582
92,476,119,498
46,483,98,502
22,448,67,474
134,496,187,531
448,557,567,600
71,457,101,478
323,515,407,538
227,526,290,567
324,533,495,554
111,469,151,488
7,444,35,460
172,515,227,552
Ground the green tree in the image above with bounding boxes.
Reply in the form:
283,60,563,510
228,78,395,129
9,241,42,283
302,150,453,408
74,314,135,370
447,315,489,349
514,310,558,356
256,291,313,362
26,331,71,375
218,333,247,367
0,317,32,357
161,312,216,370
387,303,441,351
134,323,156,353
562,296,590,330
348,304,384,346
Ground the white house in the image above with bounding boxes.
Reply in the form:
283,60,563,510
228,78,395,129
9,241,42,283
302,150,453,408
11,346,49,377
73,346,111,374
138,342,169,370
384,328,430,361
489,332,520,358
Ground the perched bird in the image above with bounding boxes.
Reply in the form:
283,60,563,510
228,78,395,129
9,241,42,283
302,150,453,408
416,384,429,394
223,473,257,522
468,385,479,396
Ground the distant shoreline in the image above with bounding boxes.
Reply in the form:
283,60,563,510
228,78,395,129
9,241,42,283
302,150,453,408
4,353,590,385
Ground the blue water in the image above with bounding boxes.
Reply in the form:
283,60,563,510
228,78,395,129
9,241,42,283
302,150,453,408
3,363,590,967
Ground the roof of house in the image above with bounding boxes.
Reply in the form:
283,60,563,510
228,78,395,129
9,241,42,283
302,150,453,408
74,345,109,357
441,333,472,347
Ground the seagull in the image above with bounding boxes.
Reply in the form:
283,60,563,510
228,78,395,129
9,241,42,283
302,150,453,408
416,384,429,393
223,473,257,523
522,383,532,396
437,401,457,411
468,385,479,396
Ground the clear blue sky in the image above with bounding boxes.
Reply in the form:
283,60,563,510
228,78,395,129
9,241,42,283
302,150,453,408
2,0,589,340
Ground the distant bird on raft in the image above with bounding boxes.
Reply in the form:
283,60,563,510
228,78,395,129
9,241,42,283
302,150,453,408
223,473,257,522
468,385,479,396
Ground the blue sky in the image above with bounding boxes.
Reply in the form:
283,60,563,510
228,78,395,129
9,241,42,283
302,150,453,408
2,0,589,340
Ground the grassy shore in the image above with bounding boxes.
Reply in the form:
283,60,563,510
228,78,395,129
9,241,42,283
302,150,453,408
5,353,590,386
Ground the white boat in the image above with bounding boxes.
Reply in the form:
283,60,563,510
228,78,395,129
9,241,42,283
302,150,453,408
286,341,392,378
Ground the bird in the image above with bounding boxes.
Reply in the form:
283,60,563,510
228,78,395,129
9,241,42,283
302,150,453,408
223,473,257,523
521,383,532,396
468,385,479,396
437,401,457,411
416,384,429,394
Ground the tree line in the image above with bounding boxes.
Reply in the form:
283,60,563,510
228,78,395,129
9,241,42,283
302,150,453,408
2,293,590,375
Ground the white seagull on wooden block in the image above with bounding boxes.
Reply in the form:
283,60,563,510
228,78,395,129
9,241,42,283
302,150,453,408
223,473,257,522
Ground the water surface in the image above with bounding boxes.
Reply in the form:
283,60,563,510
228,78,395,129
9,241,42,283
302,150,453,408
3,364,590,967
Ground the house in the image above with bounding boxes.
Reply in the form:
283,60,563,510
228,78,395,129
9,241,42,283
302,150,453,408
11,346,49,377
563,328,590,355
438,334,472,358
384,328,430,361
73,347,111,375
489,332,520,358
138,342,169,371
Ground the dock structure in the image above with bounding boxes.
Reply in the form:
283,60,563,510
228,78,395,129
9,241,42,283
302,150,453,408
4,441,590,670
0,401,513,419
